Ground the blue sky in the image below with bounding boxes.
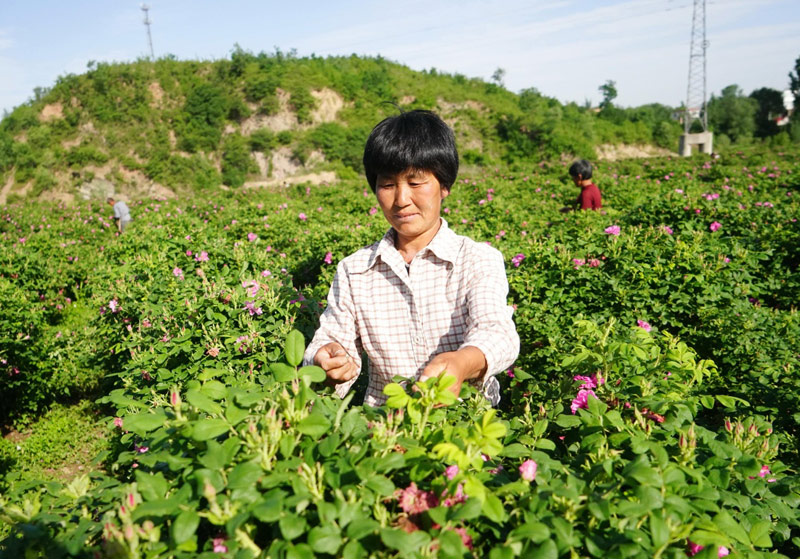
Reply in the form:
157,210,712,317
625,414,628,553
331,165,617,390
2,0,799,116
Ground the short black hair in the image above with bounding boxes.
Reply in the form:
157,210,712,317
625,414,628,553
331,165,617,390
363,110,458,192
568,159,593,180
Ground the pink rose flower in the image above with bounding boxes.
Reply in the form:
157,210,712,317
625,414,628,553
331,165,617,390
212,538,228,553
709,221,722,232
571,389,596,414
397,482,438,514
519,459,538,482
445,465,459,480
637,320,651,332
604,225,621,236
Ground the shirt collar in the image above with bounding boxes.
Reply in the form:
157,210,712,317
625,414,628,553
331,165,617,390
366,218,458,271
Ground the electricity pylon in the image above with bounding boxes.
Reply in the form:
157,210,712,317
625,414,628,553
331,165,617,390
679,0,713,156
141,4,155,61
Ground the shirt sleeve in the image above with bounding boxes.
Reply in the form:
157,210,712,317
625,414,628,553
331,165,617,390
459,247,520,395
113,203,121,219
303,260,363,398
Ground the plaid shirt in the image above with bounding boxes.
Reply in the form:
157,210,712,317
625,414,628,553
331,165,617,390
304,219,519,406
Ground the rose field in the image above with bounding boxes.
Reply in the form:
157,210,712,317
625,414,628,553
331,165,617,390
1,149,799,558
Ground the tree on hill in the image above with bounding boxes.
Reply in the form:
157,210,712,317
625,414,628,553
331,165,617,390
598,80,617,110
789,54,800,114
749,87,785,138
707,85,757,143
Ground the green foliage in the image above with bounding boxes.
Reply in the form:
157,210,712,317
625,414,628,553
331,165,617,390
750,87,787,139
789,54,800,114
708,85,758,143
0,402,107,485
221,133,256,187
289,87,317,124
178,82,227,152
248,128,275,153
65,144,109,167
598,79,617,110
308,122,370,170
1,148,800,557
0,52,709,202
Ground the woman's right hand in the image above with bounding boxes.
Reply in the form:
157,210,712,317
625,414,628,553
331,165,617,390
314,342,358,384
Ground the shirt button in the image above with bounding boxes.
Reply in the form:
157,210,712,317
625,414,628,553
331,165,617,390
413,336,422,345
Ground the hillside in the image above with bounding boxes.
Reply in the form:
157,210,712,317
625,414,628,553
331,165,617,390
0,49,682,204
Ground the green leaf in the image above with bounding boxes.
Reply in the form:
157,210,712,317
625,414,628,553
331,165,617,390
286,543,314,559
532,539,558,559
171,510,200,545
436,389,458,407
489,547,514,559
285,330,305,367
365,475,395,497
375,452,405,473
192,418,229,441
251,490,285,523
713,510,750,545
298,365,326,383
123,412,166,435
383,383,410,408
198,368,227,381
716,395,749,409
342,540,367,559
308,525,343,554
270,362,297,382
200,380,227,400
297,412,331,438
228,461,263,489
133,498,180,519
500,443,529,458
650,513,669,549
135,471,168,501
449,497,483,521
438,528,465,557
380,528,430,550
555,414,582,428
700,395,716,409
185,389,223,415
750,521,772,548
509,522,550,543
535,438,556,450
225,404,248,426
624,461,662,487
346,518,379,540
280,514,307,540
482,494,506,523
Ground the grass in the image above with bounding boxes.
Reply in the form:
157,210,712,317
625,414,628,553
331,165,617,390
0,400,109,485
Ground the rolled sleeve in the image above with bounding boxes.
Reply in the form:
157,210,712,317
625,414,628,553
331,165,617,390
303,261,363,397
459,248,520,396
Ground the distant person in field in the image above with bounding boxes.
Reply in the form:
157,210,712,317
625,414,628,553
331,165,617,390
107,197,132,233
304,110,519,406
563,159,602,211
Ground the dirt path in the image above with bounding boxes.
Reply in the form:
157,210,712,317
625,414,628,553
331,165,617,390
0,170,15,205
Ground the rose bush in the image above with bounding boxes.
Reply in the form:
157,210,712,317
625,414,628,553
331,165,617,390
1,147,799,557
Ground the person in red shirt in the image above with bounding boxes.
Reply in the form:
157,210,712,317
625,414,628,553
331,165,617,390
567,159,602,211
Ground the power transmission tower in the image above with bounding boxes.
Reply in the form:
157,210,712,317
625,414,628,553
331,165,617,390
679,0,713,156
141,4,155,61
